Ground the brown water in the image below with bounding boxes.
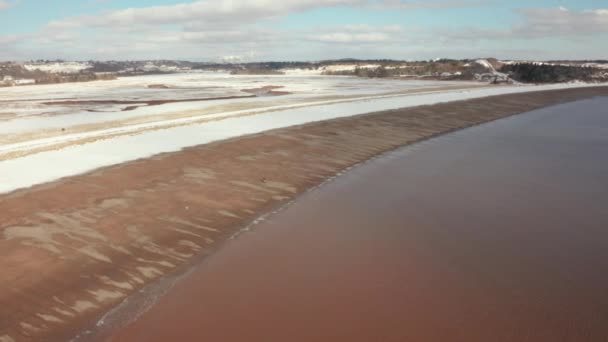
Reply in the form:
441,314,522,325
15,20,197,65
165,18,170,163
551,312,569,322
110,97,608,342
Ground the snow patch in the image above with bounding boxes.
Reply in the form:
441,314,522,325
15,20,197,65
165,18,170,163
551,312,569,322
475,59,496,72
24,62,92,74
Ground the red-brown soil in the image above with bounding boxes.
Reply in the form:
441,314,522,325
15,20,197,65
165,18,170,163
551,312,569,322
241,85,291,96
146,84,170,89
43,94,257,112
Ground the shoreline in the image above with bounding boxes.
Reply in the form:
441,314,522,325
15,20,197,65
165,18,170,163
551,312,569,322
0,82,599,194
79,121,466,342
108,96,608,342
1,87,608,341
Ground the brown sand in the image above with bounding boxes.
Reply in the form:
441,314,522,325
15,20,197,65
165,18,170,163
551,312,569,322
241,85,292,96
146,84,170,89
1,87,608,341
42,94,257,112
41,86,290,110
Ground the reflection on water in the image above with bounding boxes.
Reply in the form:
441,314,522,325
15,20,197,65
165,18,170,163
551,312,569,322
112,97,608,342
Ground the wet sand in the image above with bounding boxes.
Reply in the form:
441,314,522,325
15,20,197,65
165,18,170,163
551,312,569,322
42,94,258,112
1,87,608,341
110,96,608,342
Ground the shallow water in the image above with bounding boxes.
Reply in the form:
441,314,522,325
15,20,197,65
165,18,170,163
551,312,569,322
110,97,608,341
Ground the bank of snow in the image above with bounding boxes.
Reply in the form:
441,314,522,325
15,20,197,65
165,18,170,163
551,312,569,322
0,82,600,194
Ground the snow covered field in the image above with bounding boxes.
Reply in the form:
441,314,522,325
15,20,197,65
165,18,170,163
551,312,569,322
0,73,482,143
0,72,600,194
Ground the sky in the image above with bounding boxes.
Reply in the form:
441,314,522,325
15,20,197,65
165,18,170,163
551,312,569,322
0,0,607,61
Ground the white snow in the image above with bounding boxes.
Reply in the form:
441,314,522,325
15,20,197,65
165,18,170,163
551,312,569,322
475,59,496,72
24,62,92,74
0,73,479,135
281,64,385,75
0,74,602,194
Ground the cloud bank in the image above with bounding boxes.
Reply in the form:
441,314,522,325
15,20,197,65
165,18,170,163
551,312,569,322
1,2,607,61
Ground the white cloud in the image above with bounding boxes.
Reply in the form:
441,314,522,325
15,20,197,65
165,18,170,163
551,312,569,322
44,0,489,31
35,0,381,60
313,32,389,43
433,7,608,42
0,34,20,44
368,0,487,11
3,2,608,61
32,0,490,59
0,0,16,11
516,7,608,36
308,25,404,43
47,0,366,29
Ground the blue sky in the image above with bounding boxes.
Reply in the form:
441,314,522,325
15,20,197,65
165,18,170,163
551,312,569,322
1,0,607,61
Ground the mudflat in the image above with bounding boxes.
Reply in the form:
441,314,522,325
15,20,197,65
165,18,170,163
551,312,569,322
1,87,608,341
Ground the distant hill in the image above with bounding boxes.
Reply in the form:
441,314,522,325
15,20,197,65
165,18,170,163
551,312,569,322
2,58,607,87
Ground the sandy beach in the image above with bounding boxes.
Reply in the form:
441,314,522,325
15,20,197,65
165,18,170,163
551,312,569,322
1,86,608,341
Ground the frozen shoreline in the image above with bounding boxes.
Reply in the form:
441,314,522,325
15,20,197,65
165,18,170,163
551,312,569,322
0,78,604,194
